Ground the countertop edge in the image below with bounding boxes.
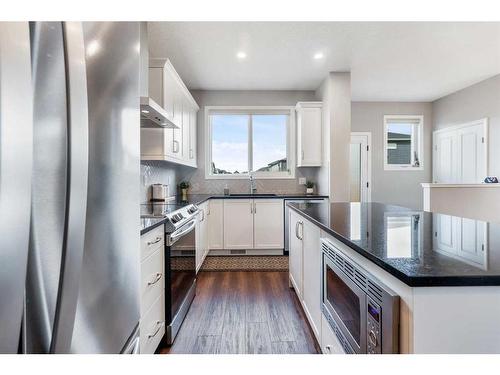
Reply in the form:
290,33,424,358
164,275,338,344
287,203,500,287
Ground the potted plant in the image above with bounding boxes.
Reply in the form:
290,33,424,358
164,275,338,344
179,181,190,201
306,181,315,195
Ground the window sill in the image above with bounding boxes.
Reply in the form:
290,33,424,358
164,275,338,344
384,165,424,171
205,173,296,180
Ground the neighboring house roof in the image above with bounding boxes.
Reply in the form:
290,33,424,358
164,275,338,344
387,132,411,140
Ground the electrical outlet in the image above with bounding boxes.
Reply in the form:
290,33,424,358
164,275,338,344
299,177,306,185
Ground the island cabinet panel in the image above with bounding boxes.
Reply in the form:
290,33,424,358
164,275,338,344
253,199,284,249
223,199,254,249
301,220,321,341
321,314,345,354
207,199,224,249
289,210,303,298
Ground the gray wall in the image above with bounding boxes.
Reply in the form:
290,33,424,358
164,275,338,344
181,90,318,194
432,74,500,178
351,102,433,209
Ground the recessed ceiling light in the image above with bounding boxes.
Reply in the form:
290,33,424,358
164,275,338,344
236,51,247,59
313,52,324,60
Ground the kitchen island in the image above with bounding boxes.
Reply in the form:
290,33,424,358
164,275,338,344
287,201,500,354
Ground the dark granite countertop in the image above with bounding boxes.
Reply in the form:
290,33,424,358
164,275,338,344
287,201,500,287
140,193,328,235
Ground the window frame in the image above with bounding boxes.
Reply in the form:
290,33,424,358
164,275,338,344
205,106,296,179
383,115,424,171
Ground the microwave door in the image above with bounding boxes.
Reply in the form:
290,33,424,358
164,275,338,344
324,256,367,353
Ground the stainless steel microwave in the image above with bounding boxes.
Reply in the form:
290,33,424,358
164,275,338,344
321,238,400,354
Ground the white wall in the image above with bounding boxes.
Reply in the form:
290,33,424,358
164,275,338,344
314,73,351,200
351,102,433,209
432,74,500,178
182,90,318,194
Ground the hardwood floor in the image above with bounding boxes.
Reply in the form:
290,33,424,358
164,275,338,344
159,271,320,354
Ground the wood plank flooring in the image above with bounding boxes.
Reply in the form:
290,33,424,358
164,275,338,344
159,271,320,354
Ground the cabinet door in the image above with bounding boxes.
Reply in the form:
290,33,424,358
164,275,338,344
189,110,197,166
297,106,322,166
434,130,457,183
208,199,224,249
162,66,175,121
223,199,254,249
195,205,208,273
457,218,486,266
253,199,284,249
302,219,321,340
289,210,303,298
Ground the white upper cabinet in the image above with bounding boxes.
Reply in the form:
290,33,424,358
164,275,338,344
141,59,199,167
296,102,322,167
253,199,284,249
208,199,224,249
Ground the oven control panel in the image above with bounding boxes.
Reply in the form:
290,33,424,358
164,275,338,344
367,300,382,354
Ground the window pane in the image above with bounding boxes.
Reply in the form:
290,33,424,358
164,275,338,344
211,115,248,175
252,115,288,173
387,122,412,165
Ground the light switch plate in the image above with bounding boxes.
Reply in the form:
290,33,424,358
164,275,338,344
299,177,306,185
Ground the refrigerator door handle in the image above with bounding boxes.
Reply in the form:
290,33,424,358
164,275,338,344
50,22,90,353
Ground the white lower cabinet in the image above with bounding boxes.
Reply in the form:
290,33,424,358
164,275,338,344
223,198,284,251
223,199,254,249
301,220,321,340
321,314,345,354
289,210,303,298
140,292,166,354
140,227,166,354
208,199,224,249
196,201,209,272
253,199,284,249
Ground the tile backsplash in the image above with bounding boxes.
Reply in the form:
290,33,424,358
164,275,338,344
140,161,181,203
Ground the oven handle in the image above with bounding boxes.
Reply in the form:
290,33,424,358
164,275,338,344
167,219,196,245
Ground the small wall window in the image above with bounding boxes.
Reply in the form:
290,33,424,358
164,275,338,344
206,107,295,179
383,115,423,171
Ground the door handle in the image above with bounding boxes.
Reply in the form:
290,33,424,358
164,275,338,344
50,22,90,353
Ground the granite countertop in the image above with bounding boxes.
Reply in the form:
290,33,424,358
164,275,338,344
140,193,328,235
287,201,500,287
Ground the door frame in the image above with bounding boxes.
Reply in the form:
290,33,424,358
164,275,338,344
432,118,488,183
350,132,372,202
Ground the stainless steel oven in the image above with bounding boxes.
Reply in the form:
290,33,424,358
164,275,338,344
321,239,400,354
165,218,196,345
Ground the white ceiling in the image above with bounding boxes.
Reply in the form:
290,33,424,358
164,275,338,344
148,22,500,102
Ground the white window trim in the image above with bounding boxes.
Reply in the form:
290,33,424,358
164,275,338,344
204,106,296,179
383,115,424,171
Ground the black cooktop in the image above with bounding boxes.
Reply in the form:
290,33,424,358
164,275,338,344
287,201,500,287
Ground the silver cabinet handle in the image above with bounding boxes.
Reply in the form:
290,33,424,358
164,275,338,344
299,222,304,240
301,150,304,160
325,345,332,353
147,236,162,246
147,320,165,339
250,202,253,214
295,222,299,239
147,272,162,286
173,140,180,153
189,149,193,159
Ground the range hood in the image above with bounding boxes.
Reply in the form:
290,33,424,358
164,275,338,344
139,23,177,129
140,96,177,128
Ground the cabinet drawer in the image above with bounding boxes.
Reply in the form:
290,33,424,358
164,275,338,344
141,247,164,314
140,292,165,354
141,226,164,261
321,314,345,354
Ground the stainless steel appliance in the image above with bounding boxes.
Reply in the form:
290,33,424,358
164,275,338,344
0,22,141,354
141,202,198,344
321,238,400,354
284,198,326,255
152,183,170,202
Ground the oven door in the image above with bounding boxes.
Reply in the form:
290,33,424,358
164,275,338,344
167,219,196,322
322,253,367,353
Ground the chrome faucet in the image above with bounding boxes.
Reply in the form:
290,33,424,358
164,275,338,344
249,174,257,194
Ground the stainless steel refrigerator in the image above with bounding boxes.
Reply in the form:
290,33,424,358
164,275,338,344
0,21,141,354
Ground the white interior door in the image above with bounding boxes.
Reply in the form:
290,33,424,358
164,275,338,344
350,133,371,202
457,124,486,183
434,131,457,183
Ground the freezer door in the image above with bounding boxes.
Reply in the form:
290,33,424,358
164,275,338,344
0,22,33,354
70,22,141,353
24,22,89,354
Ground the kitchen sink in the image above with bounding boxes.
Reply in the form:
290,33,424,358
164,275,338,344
229,193,278,197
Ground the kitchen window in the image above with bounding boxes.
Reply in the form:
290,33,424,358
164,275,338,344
383,115,423,171
205,107,295,179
